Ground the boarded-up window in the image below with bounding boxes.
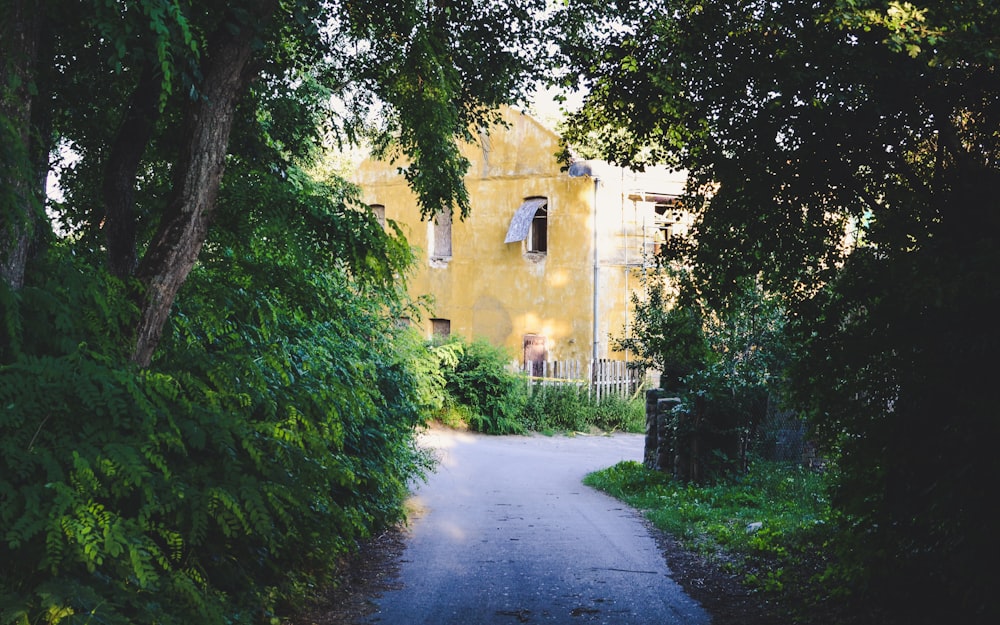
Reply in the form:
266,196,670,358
430,209,452,259
370,204,386,228
431,318,451,338
523,334,547,377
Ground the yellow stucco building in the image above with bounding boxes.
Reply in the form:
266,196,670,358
354,107,686,374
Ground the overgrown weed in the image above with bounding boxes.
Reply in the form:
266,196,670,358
585,460,839,620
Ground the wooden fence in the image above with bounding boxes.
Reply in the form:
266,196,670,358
516,359,645,401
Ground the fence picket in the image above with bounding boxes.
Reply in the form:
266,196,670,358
518,358,643,400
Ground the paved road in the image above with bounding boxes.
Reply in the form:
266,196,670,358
361,429,711,625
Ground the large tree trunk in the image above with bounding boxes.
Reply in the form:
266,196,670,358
0,0,42,290
102,64,161,279
132,4,275,367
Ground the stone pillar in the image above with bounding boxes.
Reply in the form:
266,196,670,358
656,397,681,473
643,389,662,470
644,389,681,473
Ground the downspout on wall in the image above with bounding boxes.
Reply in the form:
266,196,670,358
568,161,600,371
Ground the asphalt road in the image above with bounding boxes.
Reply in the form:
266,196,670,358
361,428,711,625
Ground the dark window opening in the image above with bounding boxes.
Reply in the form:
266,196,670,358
527,207,547,253
505,197,548,252
652,197,682,257
431,318,451,338
653,223,675,256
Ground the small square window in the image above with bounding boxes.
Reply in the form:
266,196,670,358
431,318,451,338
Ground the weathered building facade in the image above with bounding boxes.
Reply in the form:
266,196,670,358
354,107,687,371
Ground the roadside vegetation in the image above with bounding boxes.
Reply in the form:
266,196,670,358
410,334,646,436
0,174,438,624
585,461,848,623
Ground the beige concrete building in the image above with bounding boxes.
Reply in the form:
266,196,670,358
354,107,687,373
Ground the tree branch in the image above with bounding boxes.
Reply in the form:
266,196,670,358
101,62,162,279
132,1,278,367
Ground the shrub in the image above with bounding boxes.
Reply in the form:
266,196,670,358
521,384,591,433
394,328,462,416
1,242,428,624
506,381,645,434
590,393,646,433
437,337,526,434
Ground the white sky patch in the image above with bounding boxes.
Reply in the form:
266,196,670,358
525,83,586,132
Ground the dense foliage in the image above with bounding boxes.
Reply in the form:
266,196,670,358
613,266,709,391
1,1,554,623
433,337,527,435
619,266,789,482
0,164,431,623
2,0,549,362
519,383,645,434
557,0,999,620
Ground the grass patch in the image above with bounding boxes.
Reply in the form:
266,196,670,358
585,460,838,618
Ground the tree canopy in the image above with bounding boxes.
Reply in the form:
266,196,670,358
556,0,999,621
1,0,548,364
1,1,551,623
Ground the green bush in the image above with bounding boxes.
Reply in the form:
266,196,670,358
520,383,646,434
523,385,642,433
437,337,526,434
590,394,646,433
1,235,428,624
521,384,589,432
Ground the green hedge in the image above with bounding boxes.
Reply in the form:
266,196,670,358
1,246,428,625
